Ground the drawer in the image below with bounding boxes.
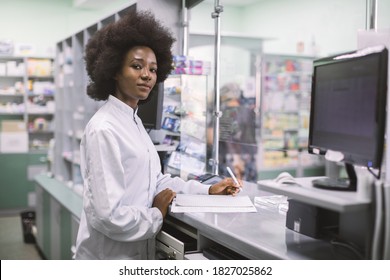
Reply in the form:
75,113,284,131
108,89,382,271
155,223,197,260
155,232,184,260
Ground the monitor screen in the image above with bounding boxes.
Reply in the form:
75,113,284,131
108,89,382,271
137,82,164,130
308,46,388,191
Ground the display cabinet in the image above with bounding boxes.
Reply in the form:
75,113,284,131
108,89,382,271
0,152,48,210
0,56,55,152
35,174,81,259
26,58,55,151
163,74,209,180
258,54,324,178
0,56,53,210
52,4,136,192
0,56,26,125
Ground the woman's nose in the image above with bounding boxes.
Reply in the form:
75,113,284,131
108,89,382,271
141,70,151,80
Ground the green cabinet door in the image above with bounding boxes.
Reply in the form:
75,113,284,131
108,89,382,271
0,152,47,209
0,153,30,209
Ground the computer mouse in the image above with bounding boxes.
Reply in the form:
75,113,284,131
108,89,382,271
274,172,296,185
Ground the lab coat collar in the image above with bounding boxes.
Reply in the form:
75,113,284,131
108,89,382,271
108,95,139,118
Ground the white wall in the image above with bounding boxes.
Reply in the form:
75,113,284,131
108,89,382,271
188,3,253,87
378,0,390,28
189,3,244,34
187,0,390,91
243,0,366,56
1,0,389,58
0,0,131,56
189,0,390,57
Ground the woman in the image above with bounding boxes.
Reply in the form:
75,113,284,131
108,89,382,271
74,10,241,260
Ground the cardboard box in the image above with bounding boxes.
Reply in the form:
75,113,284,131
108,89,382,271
0,132,28,153
1,120,26,132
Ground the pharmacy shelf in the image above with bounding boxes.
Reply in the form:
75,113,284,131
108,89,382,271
52,4,135,185
258,54,323,176
0,56,55,152
163,74,209,179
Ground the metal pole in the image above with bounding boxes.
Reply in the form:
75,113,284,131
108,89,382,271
366,0,378,30
210,0,223,175
182,0,189,56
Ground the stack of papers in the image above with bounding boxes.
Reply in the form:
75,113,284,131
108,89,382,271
171,194,257,213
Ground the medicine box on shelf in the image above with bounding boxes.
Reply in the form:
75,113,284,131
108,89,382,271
1,120,26,132
0,132,28,152
0,120,28,152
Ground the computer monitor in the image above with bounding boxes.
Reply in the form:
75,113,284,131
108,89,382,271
308,46,388,191
137,82,164,130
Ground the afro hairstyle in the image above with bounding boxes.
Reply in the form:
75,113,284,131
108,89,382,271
84,9,175,101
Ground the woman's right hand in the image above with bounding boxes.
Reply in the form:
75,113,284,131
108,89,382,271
152,188,176,218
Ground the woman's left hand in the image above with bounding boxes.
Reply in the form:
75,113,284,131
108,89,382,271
208,177,242,196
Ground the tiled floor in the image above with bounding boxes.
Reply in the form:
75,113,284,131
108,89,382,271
0,214,42,260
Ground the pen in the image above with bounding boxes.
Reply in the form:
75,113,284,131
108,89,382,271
226,166,243,192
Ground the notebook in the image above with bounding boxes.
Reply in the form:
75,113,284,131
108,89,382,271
171,194,257,213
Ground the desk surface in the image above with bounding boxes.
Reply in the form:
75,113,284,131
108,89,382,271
35,174,358,260
257,177,371,212
170,181,359,260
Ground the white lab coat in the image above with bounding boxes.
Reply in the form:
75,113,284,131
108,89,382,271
74,95,210,260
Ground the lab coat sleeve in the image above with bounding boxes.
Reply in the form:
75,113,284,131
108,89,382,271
82,127,162,242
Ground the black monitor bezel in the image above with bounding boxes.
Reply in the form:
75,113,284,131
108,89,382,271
137,82,164,130
308,46,388,169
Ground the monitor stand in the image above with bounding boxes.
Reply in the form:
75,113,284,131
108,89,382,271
312,163,357,192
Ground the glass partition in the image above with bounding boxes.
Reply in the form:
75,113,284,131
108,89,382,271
188,0,389,182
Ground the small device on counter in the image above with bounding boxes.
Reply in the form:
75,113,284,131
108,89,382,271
286,199,339,239
196,173,225,184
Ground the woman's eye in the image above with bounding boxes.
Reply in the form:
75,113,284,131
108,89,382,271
132,64,142,70
150,68,157,73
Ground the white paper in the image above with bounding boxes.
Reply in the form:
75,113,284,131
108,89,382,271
171,194,257,213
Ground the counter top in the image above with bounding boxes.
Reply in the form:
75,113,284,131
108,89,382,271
257,177,371,212
34,174,82,219
34,174,359,259
170,181,359,260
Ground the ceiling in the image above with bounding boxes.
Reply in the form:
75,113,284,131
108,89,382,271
73,0,263,9
204,0,263,7
73,0,118,8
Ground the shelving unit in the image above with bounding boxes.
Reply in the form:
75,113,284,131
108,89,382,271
258,54,324,178
0,56,54,210
0,56,55,152
0,58,25,119
163,74,209,180
26,57,55,152
52,5,135,192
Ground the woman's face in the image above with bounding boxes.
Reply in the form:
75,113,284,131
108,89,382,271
114,46,157,108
